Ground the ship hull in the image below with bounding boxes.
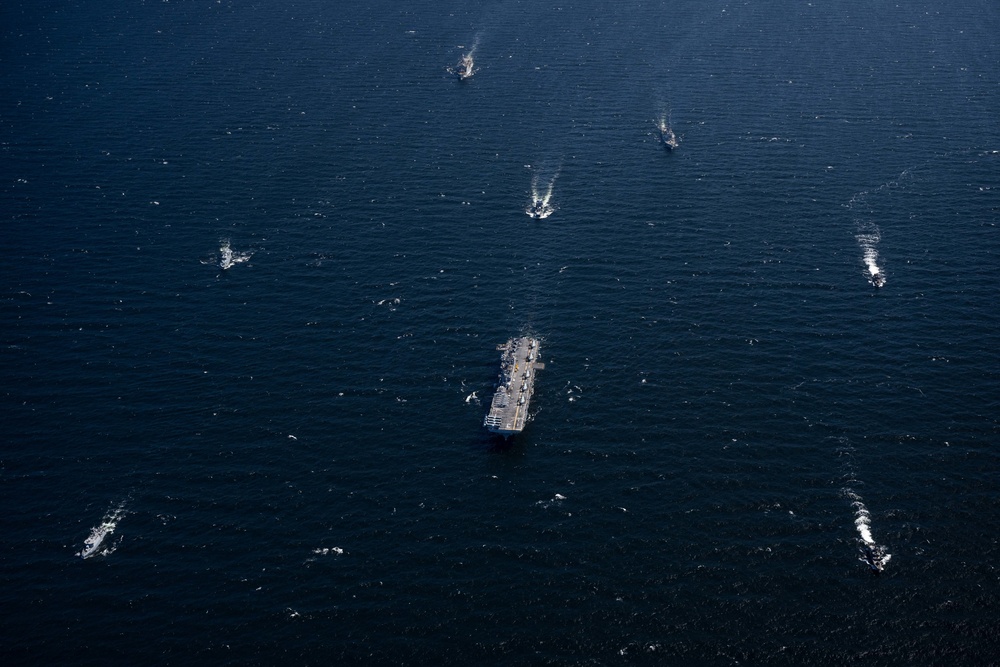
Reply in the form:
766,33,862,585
484,337,543,436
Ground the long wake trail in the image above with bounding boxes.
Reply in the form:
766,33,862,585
449,32,483,80
847,169,912,287
843,488,892,573
837,440,892,573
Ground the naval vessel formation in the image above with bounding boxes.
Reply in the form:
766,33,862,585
484,337,544,436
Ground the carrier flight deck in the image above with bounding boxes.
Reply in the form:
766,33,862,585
484,337,544,436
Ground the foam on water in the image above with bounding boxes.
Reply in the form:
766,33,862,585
856,223,883,282
843,488,892,572
535,493,568,510
448,33,481,80
312,547,344,556
848,170,913,286
77,499,129,560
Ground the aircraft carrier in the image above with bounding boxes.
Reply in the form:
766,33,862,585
483,337,544,436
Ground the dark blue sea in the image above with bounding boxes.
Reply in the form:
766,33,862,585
3,0,999,663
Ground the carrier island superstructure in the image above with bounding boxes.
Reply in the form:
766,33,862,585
484,337,544,436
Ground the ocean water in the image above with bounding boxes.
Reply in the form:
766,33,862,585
2,0,999,663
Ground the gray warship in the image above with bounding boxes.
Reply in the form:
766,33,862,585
453,53,476,80
658,119,679,150
483,337,544,436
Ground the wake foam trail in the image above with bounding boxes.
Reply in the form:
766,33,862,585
77,499,129,559
843,488,892,572
845,488,875,544
847,169,912,287
856,223,883,284
449,32,483,80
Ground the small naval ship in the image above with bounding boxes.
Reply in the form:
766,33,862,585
658,118,679,151
859,544,889,574
484,337,544,436
216,239,251,270
453,53,476,80
527,200,553,219
219,242,235,270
